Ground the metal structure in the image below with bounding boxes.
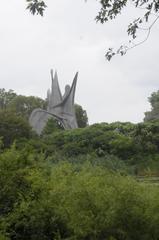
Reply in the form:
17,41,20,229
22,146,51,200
29,69,78,134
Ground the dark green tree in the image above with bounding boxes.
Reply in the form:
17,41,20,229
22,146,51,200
0,110,32,148
144,90,159,121
0,88,17,110
42,117,63,135
8,95,46,120
75,104,88,128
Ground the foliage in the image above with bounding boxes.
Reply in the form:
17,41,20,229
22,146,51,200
8,95,46,120
1,149,159,239
75,104,88,128
144,90,159,121
1,88,159,238
0,147,67,240
42,117,64,135
0,88,46,120
0,89,17,110
40,120,159,175
95,0,159,60
42,122,138,158
0,110,32,148
26,0,47,16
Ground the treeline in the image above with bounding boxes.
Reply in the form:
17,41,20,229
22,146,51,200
1,116,159,175
0,88,88,130
41,121,159,175
1,88,159,175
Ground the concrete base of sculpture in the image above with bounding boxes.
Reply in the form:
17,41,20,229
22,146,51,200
29,70,78,135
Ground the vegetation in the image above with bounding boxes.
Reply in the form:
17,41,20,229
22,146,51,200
1,88,159,239
144,90,159,121
75,104,88,128
0,89,46,120
0,89,17,110
0,88,88,131
1,147,159,239
0,110,32,148
26,0,47,16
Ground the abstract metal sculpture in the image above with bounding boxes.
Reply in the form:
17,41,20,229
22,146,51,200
29,69,78,134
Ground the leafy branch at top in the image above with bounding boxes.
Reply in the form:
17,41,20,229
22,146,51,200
96,0,159,60
26,0,159,60
105,14,159,60
26,0,47,16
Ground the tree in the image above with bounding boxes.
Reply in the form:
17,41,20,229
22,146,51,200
144,90,159,121
0,89,47,120
26,0,159,60
42,117,63,135
0,88,17,110
0,110,32,148
75,104,88,128
8,95,47,120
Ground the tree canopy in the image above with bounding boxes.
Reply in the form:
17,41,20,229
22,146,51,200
0,89,17,110
0,89,46,120
144,90,159,121
0,88,88,138
8,95,46,120
75,104,88,128
0,110,32,148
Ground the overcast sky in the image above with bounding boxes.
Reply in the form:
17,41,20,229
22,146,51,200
0,0,158,124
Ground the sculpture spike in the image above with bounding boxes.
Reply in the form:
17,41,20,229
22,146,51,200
50,69,54,92
50,69,62,107
50,69,54,80
71,72,78,103
54,70,58,83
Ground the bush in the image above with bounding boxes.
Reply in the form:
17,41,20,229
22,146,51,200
1,149,159,240
0,110,32,148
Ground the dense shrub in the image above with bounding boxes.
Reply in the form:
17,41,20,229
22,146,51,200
0,110,32,148
1,149,159,240
42,121,159,164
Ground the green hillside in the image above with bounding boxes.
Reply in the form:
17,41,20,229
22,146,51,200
1,88,159,239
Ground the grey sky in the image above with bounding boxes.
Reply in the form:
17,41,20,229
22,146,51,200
0,0,158,124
